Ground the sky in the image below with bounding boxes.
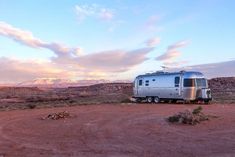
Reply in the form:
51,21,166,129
0,0,235,83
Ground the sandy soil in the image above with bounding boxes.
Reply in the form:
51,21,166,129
0,104,235,157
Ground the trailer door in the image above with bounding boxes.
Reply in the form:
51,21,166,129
174,76,181,98
134,79,139,96
135,78,143,97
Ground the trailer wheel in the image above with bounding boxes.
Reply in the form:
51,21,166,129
136,98,141,103
147,97,153,103
204,100,210,104
154,97,160,103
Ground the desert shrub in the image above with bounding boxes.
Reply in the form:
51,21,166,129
42,111,71,120
120,98,132,103
192,106,202,114
26,97,43,102
6,95,11,99
168,106,210,125
27,103,36,109
69,99,76,103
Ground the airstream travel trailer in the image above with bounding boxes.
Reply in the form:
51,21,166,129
133,71,212,103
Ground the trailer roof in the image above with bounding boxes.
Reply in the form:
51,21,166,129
136,71,205,78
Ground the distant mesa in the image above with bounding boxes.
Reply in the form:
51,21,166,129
16,78,131,88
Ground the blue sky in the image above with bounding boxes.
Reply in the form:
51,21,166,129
0,0,235,83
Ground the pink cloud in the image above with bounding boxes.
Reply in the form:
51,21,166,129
0,57,74,83
145,37,161,47
156,40,189,66
0,22,43,48
0,21,155,83
0,21,82,58
54,48,153,73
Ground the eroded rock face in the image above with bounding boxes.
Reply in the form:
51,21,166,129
0,87,42,99
68,83,133,96
208,77,235,103
209,77,235,90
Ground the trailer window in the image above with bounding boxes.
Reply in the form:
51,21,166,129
175,77,180,87
184,79,195,87
145,80,149,86
196,78,207,87
139,80,143,86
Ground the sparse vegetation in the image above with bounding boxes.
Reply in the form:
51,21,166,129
27,103,36,109
42,111,72,120
120,98,132,103
168,106,212,125
192,106,202,114
69,99,76,103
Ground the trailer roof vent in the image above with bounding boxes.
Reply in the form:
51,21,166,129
154,71,169,75
146,71,162,75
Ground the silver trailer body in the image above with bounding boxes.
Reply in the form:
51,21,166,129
133,71,212,103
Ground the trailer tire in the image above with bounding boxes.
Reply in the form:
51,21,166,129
147,97,153,103
154,97,160,103
204,100,210,104
136,98,141,103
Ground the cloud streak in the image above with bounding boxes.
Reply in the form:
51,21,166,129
0,22,83,58
145,37,161,47
169,60,235,78
0,21,154,82
0,22,43,48
156,40,188,66
75,4,114,21
76,47,154,72
0,57,74,83
1,21,235,83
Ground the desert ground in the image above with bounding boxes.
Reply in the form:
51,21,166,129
0,77,235,156
0,104,235,157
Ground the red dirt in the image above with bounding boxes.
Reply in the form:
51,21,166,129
0,104,235,157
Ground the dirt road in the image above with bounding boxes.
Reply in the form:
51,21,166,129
0,104,235,157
